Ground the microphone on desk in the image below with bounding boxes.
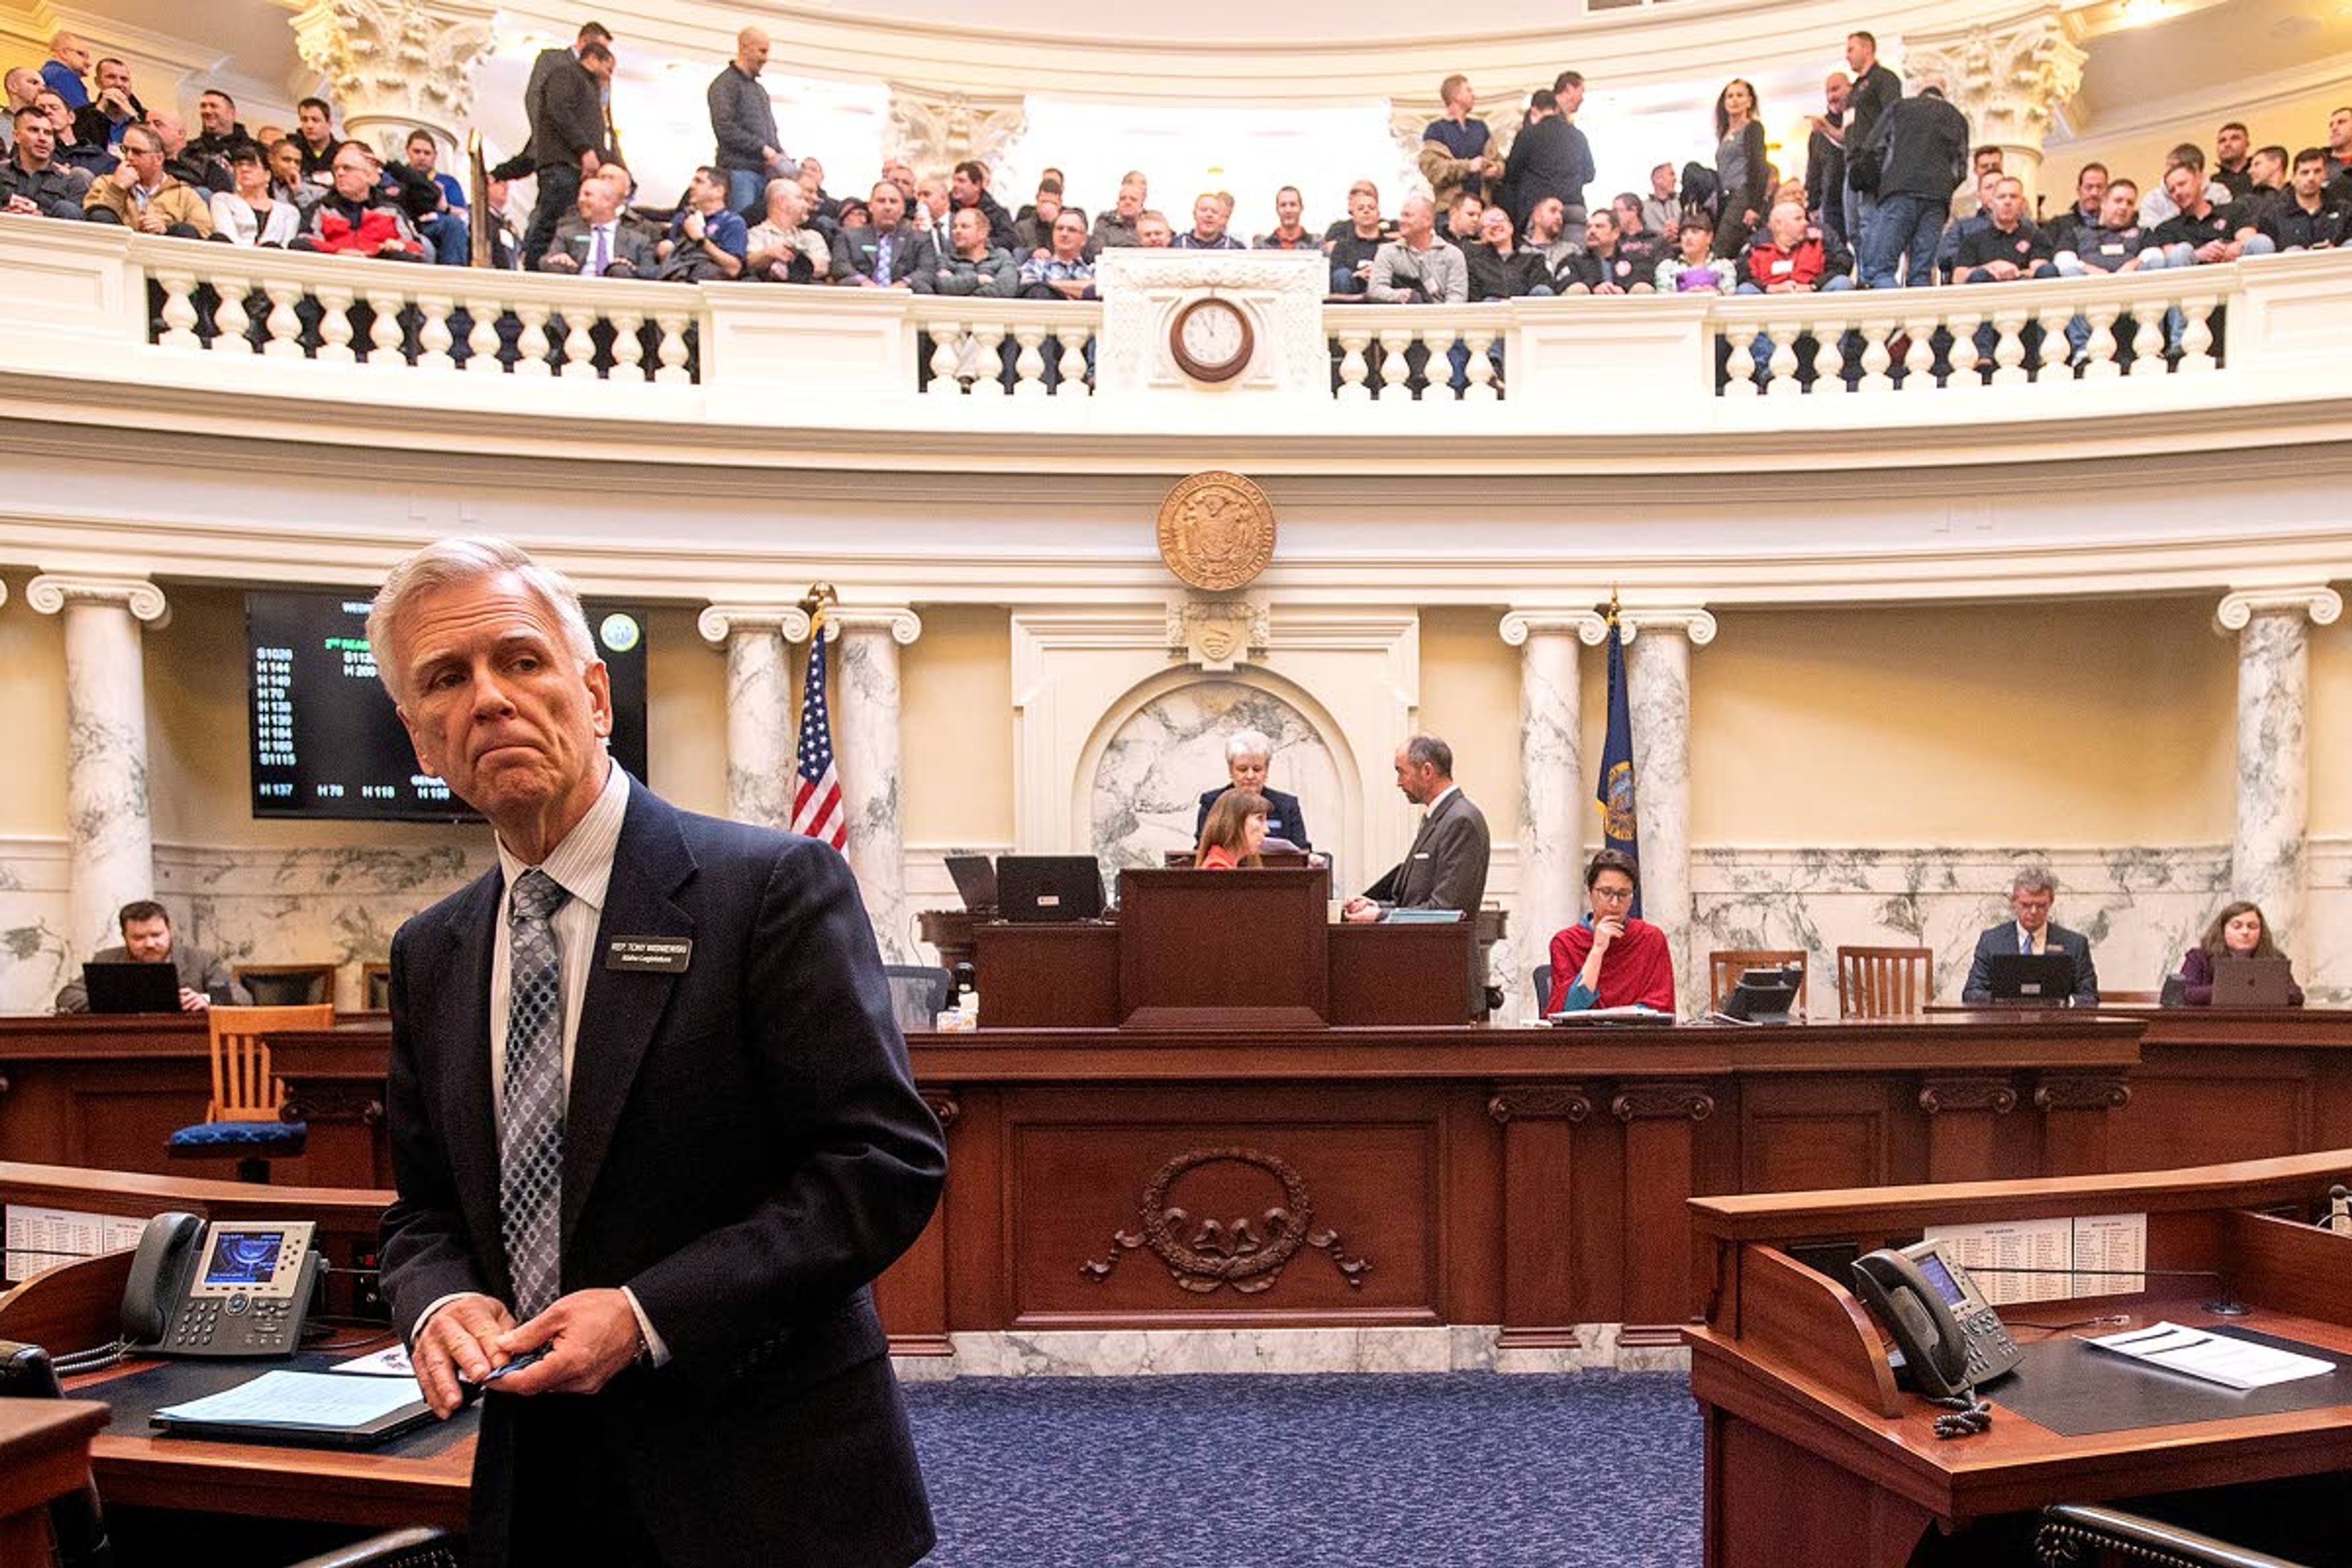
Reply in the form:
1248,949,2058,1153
1960,1263,2247,1317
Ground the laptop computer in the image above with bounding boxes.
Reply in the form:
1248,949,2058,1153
83,960,183,1014
943,854,998,913
994,856,1104,922
1983,952,2078,1005
2212,956,2296,1007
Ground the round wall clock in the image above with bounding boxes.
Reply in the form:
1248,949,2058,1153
1169,296,1254,383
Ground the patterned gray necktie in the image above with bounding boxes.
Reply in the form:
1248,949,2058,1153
500,869,570,1319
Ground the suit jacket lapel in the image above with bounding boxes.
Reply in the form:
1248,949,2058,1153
1398,797,1445,903
559,786,697,1251
442,872,506,1298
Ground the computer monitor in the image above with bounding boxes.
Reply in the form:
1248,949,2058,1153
82,961,183,1014
1719,965,1803,1025
2212,956,2296,1008
1983,952,2078,1005
995,856,1105,922
944,854,998,913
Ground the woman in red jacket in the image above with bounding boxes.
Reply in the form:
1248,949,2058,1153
1194,788,1268,871
1547,849,1676,1013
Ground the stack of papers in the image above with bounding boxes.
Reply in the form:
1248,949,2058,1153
2083,1323,2337,1391
154,1370,428,1440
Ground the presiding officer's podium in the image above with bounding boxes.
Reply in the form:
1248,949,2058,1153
974,867,1477,1028
1684,1150,2352,1567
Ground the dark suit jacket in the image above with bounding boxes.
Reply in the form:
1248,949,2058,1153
1363,788,1490,916
1501,116,1594,229
832,224,933,285
1864,93,1970,203
531,56,609,172
380,781,944,1567
1195,785,1311,851
1960,921,2099,1006
543,213,661,276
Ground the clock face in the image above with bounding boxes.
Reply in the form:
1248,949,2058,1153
1172,298,1252,382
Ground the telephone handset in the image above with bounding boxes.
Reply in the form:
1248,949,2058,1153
1850,1239,2023,1400
120,1212,320,1358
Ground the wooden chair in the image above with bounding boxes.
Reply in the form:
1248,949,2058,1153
362,962,391,1012
1837,946,1933,1017
233,962,336,1008
165,1003,332,1183
1708,949,1808,1012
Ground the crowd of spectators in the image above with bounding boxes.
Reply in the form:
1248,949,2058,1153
4,18,2347,323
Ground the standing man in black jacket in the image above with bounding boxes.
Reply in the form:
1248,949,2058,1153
1500,90,1594,234
1839,31,1902,270
1857,85,1969,287
525,41,614,273
709,27,786,219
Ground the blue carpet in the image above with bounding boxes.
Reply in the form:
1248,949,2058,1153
905,1371,1703,1567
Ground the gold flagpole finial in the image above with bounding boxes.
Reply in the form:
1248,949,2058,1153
800,582,839,627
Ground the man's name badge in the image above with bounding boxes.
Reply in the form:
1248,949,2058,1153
606,937,692,973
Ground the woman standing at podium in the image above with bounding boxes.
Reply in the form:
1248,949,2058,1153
1195,729,1311,851
1547,849,1676,1012
2176,900,2305,1006
1194,789,1270,870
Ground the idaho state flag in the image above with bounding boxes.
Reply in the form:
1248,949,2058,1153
1596,606,1642,919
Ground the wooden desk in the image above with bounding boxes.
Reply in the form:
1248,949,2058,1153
0,1399,107,1566
1685,1150,2352,1567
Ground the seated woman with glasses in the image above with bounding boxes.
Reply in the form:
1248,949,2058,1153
2176,900,2305,1006
1546,848,1676,1013
1194,788,1269,871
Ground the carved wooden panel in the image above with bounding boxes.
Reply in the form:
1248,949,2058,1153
1009,1101,1439,1323
2109,1053,2313,1172
1740,1079,1896,1194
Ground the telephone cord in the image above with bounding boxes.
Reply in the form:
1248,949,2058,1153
1929,1387,1992,1439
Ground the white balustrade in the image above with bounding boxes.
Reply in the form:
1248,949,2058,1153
2,225,2345,424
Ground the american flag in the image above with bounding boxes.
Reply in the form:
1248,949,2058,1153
790,625,846,848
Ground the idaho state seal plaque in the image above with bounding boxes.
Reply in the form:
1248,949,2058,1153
1156,470,1276,592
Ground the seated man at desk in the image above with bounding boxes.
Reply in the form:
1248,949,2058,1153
1342,734,1490,922
1546,850,1675,1012
1194,728,1311,851
1961,869,2100,1006
2176,899,2305,1006
53,899,249,1013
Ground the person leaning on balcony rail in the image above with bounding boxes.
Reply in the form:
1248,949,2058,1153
208,141,298,247
293,140,422,260
80,121,209,236
1,104,86,220
745,178,831,283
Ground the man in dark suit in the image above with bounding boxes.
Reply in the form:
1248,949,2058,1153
369,536,944,1568
1961,870,2100,1006
834,179,933,287
523,41,615,273
1499,89,1594,233
1194,728,1311,851
494,22,612,181
1342,734,1490,921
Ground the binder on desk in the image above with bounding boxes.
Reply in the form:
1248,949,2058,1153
151,1368,433,1449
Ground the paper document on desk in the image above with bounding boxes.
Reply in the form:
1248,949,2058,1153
1546,1005,1673,1025
156,1370,426,1428
331,1345,416,1378
2084,1322,2336,1391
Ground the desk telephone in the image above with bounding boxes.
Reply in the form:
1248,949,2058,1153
120,1212,320,1359
1850,1238,2023,1400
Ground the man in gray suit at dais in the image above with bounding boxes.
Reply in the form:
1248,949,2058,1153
1342,734,1491,922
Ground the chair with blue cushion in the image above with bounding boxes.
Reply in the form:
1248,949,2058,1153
165,1003,331,1183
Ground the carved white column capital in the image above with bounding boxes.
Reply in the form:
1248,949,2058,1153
26,574,170,627
1614,605,1717,647
1499,609,1608,647
824,606,925,646
291,0,500,156
697,603,812,646
1902,7,2086,162
2216,586,2343,633
884,85,1028,172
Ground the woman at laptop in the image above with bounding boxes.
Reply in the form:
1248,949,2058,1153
1194,789,1269,871
1546,850,1676,1014
2178,901,2305,1006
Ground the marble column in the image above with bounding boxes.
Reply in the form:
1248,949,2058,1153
696,604,810,831
2217,587,2342,967
1619,607,1716,1017
817,607,924,964
1499,610,1607,1005
27,575,169,956
1902,7,2086,206
289,0,499,160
